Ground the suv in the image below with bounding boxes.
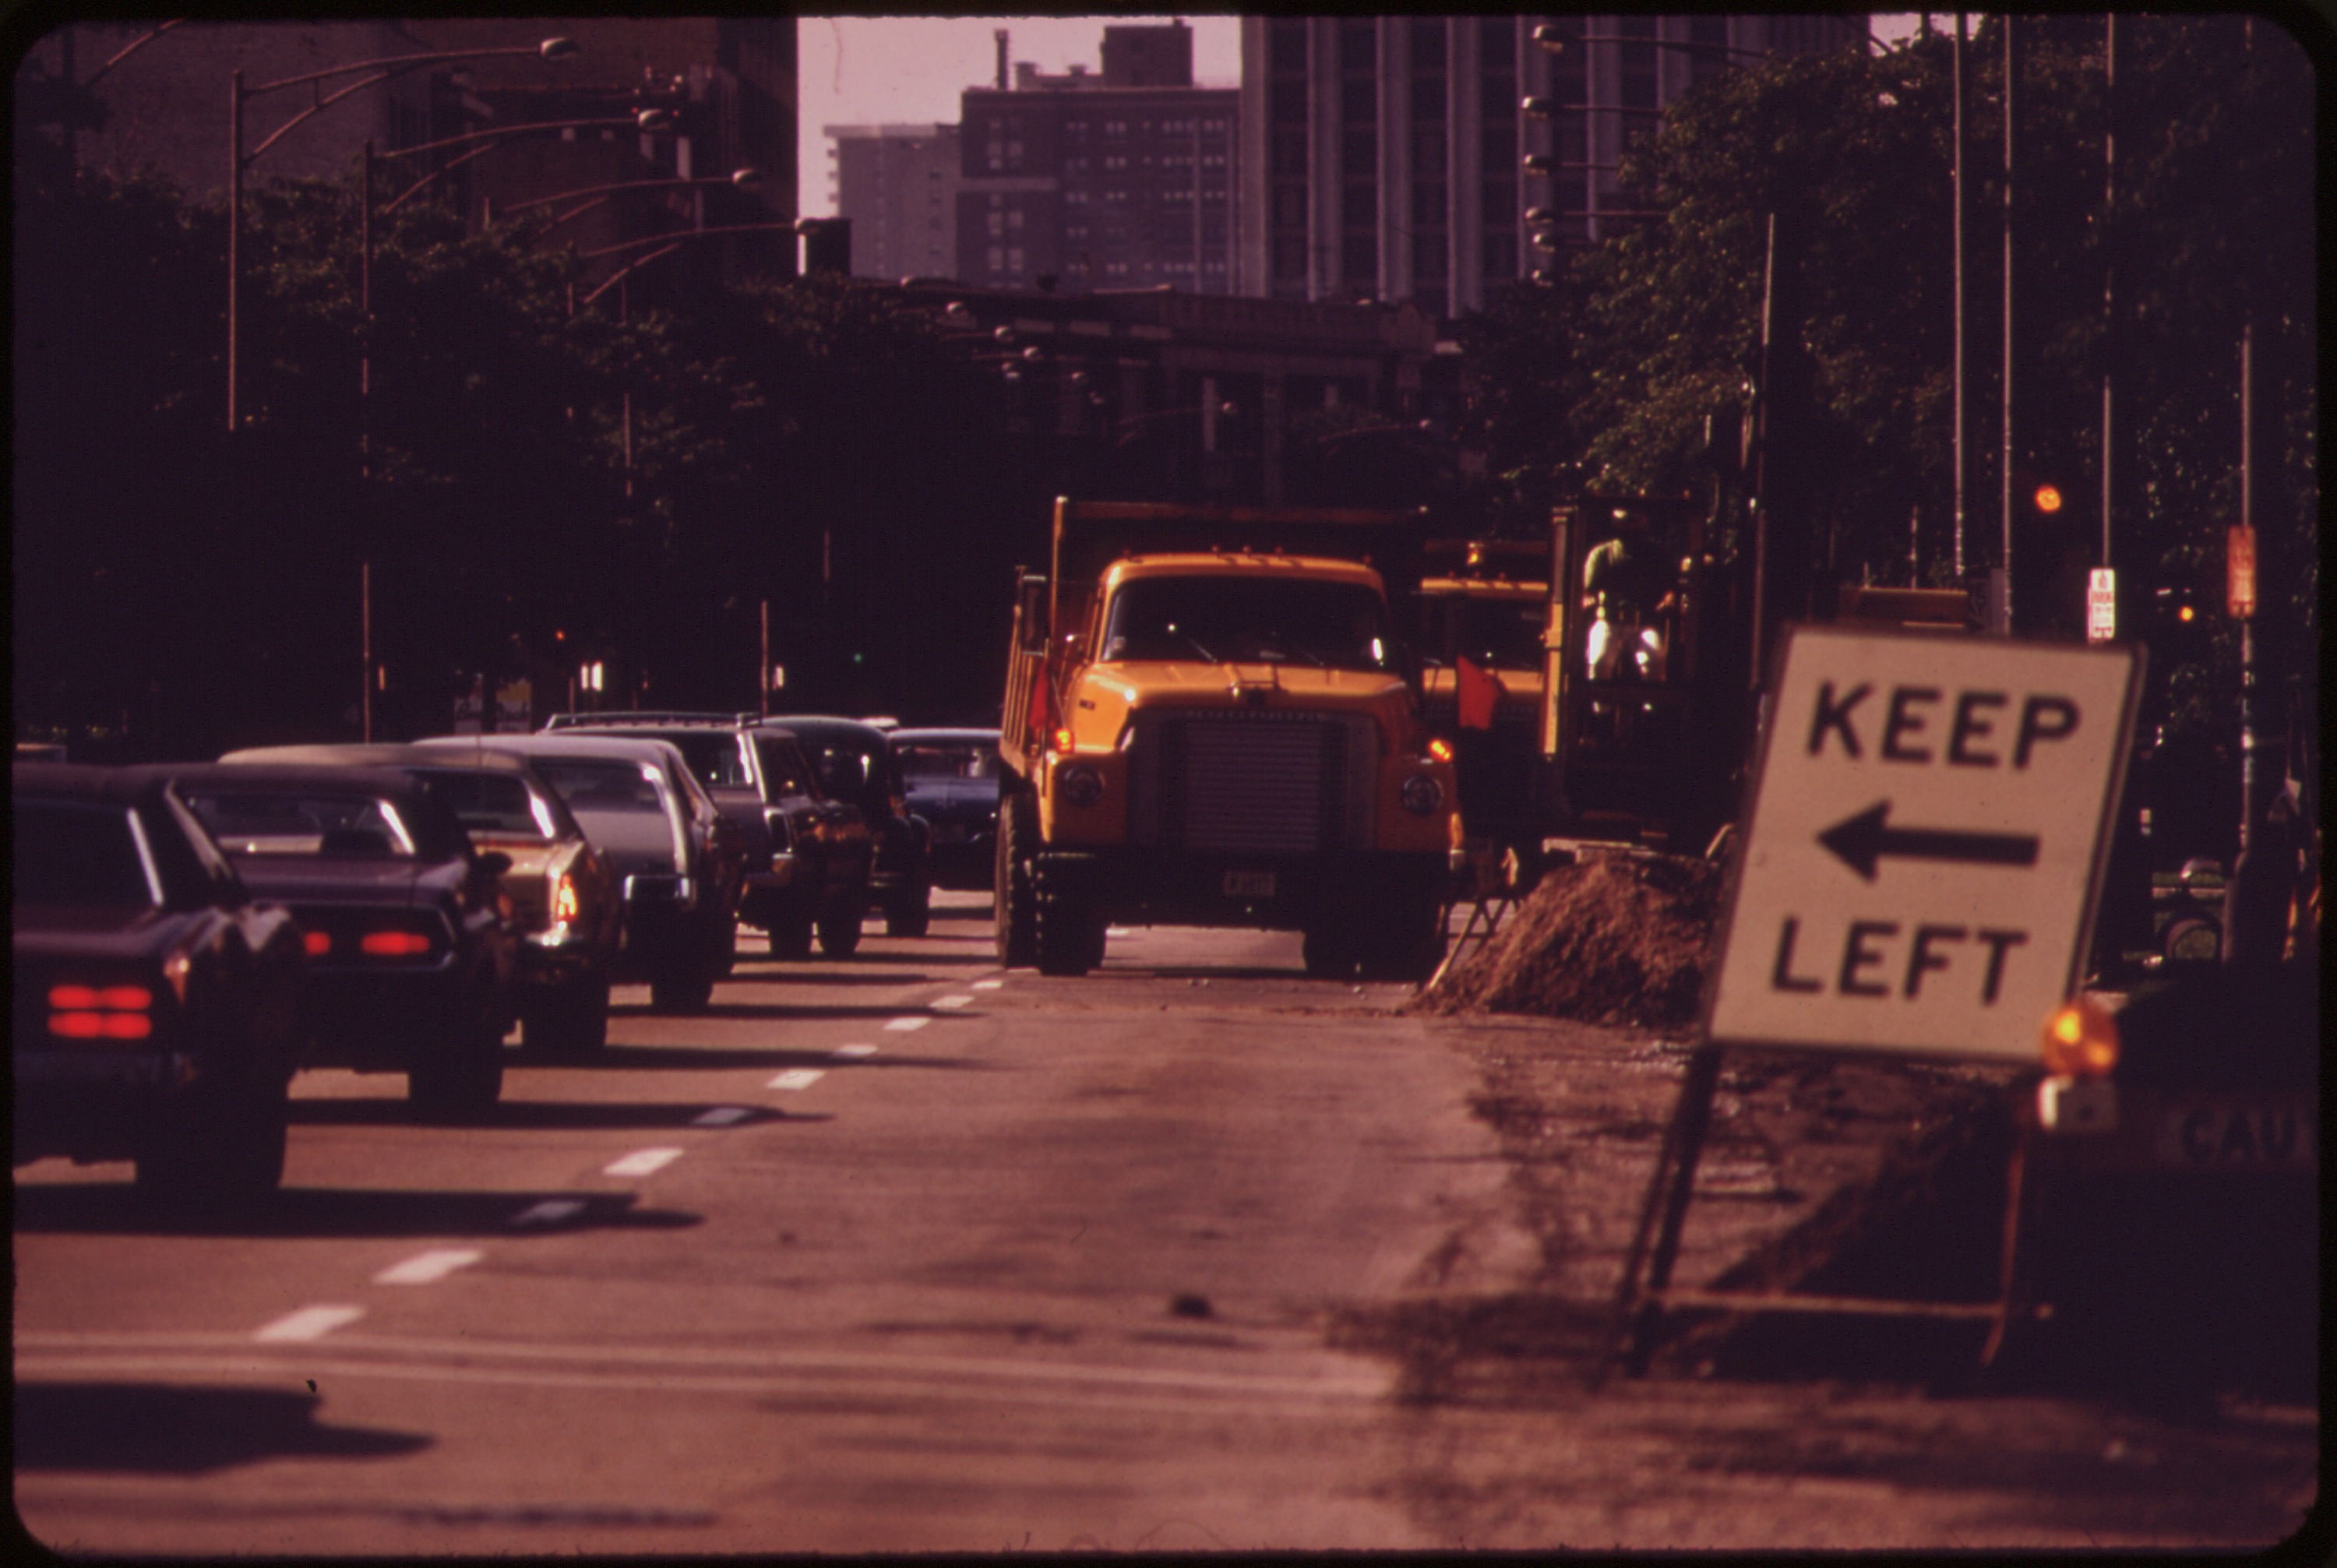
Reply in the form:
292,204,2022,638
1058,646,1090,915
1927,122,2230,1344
546,714,873,959
756,716,934,937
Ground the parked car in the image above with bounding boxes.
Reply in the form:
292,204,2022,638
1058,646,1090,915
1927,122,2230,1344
545,713,872,959
890,728,1003,893
165,762,518,1119
222,743,622,1055
12,763,307,1201
419,734,742,1010
760,715,933,936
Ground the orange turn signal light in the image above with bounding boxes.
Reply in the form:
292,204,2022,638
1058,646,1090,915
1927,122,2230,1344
1426,737,1454,763
1052,728,1075,752
2040,995,2119,1077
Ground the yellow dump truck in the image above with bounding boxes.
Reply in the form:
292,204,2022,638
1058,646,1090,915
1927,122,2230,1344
996,499,1459,979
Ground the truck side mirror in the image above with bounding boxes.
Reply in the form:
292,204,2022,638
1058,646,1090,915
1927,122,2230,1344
1014,573,1050,654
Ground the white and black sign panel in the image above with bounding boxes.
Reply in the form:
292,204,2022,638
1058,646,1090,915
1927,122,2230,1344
1707,626,2142,1062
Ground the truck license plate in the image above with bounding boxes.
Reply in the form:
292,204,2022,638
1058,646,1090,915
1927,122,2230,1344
1221,870,1275,899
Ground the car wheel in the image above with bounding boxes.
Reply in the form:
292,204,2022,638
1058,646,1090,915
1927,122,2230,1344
767,914,814,960
137,1069,289,1205
884,881,932,938
996,791,1038,967
649,968,717,1012
526,973,611,1058
410,1010,507,1122
816,905,865,957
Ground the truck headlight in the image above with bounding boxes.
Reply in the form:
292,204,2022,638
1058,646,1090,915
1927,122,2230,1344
1399,774,1443,816
2039,995,2119,1077
1059,765,1104,809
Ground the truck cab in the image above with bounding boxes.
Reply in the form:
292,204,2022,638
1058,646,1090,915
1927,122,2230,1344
996,499,1459,980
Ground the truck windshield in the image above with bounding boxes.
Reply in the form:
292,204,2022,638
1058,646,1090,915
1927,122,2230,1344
1424,594,1546,670
1101,577,1393,671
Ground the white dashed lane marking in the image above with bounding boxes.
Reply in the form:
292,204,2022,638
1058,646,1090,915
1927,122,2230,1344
830,1043,878,1058
603,1147,684,1178
766,1069,826,1091
509,1200,587,1229
693,1106,753,1126
883,1016,929,1032
374,1249,484,1287
932,995,973,1010
971,979,1004,990
253,1305,365,1343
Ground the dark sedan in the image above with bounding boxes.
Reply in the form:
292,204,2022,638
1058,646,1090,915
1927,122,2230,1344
12,763,306,1202
166,762,519,1119
890,728,1003,893
224,743,624,1055
762,716,934,936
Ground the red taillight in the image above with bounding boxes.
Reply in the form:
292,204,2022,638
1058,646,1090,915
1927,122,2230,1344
552,873,580,925
303,929,333,957
48,981,153,1040
360,929,434,957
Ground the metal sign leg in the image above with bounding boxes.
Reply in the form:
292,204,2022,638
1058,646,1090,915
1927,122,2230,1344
1608,1045,1725,1378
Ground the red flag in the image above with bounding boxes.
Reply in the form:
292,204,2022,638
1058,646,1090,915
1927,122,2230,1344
1456,654,1500,731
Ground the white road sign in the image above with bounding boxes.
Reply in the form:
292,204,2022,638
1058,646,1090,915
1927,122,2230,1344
1706,625,2144,1062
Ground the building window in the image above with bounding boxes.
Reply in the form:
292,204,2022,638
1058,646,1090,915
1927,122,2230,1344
1273,235,1308,282
1342,233,1377,286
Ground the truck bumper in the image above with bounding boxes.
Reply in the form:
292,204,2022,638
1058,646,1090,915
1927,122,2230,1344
1052,848,1447,931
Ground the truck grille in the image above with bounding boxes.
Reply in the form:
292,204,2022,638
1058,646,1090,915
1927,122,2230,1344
1127,711,1377,853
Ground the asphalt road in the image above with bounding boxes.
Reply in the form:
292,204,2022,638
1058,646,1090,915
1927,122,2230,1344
13,893,2318,1554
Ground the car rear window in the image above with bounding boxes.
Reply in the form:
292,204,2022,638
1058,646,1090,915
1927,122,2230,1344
414,769,552,839
751,737,815,797
182,790,416,857
897,742,992,780
601,731,750,789
12,799,159,907
535,759,666,814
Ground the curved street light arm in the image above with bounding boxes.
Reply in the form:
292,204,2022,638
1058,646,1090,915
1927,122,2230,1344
575,222,802,308
375,118,654,215
503,174,747,214
244,44,576,167
83,18,185,90
578,242,687,308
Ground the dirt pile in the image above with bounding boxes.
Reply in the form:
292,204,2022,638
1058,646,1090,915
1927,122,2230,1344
1411,851,1723,1029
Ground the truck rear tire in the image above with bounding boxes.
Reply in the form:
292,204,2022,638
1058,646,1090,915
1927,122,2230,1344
767,912,814,959
884,881,932,937
996,791,1038,967
1033,857,1105,976
410,1006,507,1122
1302,920,1362,981
1362,897,1449,983
816,905,865,957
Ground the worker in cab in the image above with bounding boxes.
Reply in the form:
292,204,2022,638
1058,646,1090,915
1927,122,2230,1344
1581,510,1678,682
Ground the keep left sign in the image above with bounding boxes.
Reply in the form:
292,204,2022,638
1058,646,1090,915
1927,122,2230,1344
1706,625,2144,1062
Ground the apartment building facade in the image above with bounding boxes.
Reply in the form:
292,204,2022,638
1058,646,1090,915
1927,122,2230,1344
826,123,960,281
955,23,1240,294
1237,14,1868,317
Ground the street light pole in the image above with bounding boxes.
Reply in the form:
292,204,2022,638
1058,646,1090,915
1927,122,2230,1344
226,37,577,432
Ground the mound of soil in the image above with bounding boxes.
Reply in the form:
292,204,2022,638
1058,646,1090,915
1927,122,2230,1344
1412,851,1723,1029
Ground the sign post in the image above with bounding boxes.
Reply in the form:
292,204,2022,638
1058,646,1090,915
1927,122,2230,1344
1613,624,2145,1373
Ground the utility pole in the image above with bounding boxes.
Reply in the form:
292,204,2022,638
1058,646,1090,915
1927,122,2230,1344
1951,13,1968,580
1995,15,2018,636
2099,16,2118,573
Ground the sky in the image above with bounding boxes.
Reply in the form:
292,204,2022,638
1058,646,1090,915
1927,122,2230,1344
796,15,1924,217
797,16,1241,217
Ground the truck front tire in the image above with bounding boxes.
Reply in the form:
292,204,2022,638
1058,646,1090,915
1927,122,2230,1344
1033,854,1105,976
996,791,1038,967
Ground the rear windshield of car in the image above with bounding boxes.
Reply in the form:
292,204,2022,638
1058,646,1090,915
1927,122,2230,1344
413,769,553,840
750,737,816,797
612,731,751,789
897,742,992,780
12,799,159,907
804,742,880,801
534,759,666,815
182,790,418,858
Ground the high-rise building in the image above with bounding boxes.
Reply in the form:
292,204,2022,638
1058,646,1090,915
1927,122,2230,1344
826,123,961,280
1237,15,1868,317
955,23,1240,293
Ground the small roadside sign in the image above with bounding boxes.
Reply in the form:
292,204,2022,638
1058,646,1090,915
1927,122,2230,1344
2086,568,2117,643
2226,524,2256,619
1706,625,2143,1062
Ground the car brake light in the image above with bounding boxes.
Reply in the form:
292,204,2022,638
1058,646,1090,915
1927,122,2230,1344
552,872,580,925
48,981,153,1040
303,929,333,957
360,928,435,957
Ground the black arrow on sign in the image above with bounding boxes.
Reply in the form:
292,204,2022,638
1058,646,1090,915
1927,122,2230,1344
1817,800,2040,882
